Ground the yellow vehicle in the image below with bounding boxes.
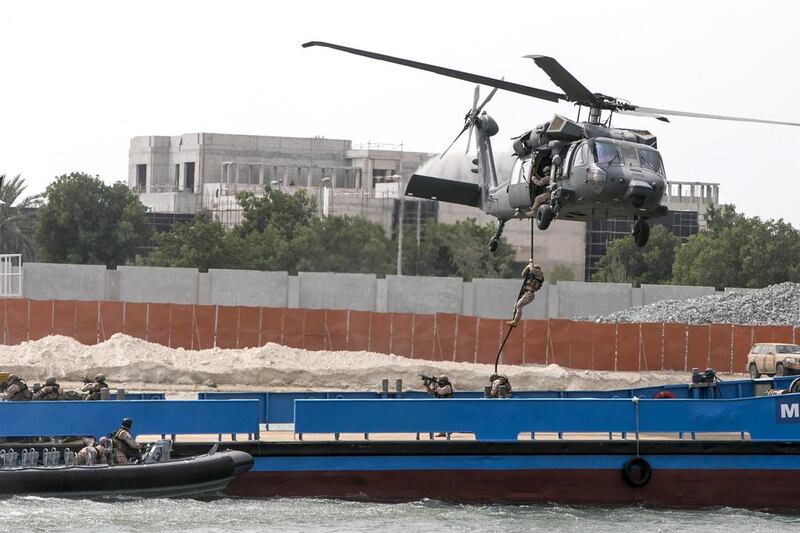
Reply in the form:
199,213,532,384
747,343,800,378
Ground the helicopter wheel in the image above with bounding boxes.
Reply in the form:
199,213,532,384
488,238,499,252
536,205,554,230
633,219,650,247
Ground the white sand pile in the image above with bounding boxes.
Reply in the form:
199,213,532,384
1,333,693,392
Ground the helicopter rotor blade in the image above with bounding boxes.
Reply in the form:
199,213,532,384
629,106,800,127
303,41,565,103
441,122,470,159
475,83,500,115
616,109,671,123
524,55,596,105
471,85,480,112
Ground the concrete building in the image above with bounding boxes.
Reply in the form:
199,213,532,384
129,133,717,281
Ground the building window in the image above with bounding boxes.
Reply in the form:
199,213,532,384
136,164,147,190
184,162,195,193
175,164,180,190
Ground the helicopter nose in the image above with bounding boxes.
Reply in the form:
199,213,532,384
625,179,654,209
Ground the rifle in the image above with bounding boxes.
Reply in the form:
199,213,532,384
418,373,441,386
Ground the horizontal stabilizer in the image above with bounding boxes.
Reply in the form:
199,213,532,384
406,174,481,207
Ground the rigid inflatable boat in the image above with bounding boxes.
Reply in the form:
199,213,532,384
0,441,253,498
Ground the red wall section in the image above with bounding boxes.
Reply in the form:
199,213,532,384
192,305,216,350
215,306,238,349
709,324,733,373
454,315,477,363
369,312,391,355
260,308,284,345
548,319,572,367
616,323,640,372
98,301,124,341
686,325,710,371
169,304,193,349
390,313,414,358
5,299,27,344
476,318,502,365
523,320,547,365
147,304,170,346
282,309,304,349
412,314,435,360
592,323,616,371
639,323,663,372
303,309,326,351
662,323,686,371
773,326,794,344
237,307,261,349
52,300,76,338
325,309,348,351
29,300,52,340
74,301,98,345
123,302,148,341
433,313,457,361
569,321,594,370
502,322,524,366
346,310,370,352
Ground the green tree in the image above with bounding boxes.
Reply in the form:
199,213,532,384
593,225,680,284
548,264,575,284
673,204,800,288
35,172,149,267
292,216,395,274
404,219,515,280
147,210,243,272
0,174,41,260
235,188,316,239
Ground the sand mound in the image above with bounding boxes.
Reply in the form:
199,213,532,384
1,333,691,392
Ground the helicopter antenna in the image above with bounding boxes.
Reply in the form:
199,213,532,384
576,105,582,123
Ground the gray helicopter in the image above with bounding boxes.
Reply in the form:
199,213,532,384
303,42,800,250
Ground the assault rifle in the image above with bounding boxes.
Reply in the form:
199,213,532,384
418,373,441,386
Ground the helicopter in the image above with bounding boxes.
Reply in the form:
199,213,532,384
302,41,800,251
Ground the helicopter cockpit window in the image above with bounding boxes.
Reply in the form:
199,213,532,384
594,140,618,165
573,143,589,166
638,149,665,175
510,158,524,184
619,145,640,167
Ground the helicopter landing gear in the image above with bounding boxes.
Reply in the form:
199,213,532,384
633,218,650,247
488,220,505,252
536,204,554,230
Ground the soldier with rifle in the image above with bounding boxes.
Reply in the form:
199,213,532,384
419,374,454,398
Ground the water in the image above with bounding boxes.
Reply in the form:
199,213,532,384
1,497,798,533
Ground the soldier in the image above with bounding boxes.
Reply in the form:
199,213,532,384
508,259,545,327
33,377,63,401
489,373,513,398
82,374,109,400
529,165,552,216
111,418,141,464
423,375,454,398
76,436,109,465
2,374,32,401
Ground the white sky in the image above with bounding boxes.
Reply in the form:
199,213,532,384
2,0,799,224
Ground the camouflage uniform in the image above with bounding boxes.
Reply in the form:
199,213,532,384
489,374,513,398
111,426,140,464
33,378,62,401
82,375,109,401
529,166,551,216
76,443,108,465
508,261,545,327
3,376,32,401
424,376,454,398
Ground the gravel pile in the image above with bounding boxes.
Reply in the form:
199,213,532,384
589,282,800,326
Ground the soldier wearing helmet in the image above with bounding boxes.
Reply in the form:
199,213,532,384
423,375,454,399
82,373,109,400
111,418,141,464
33,377,63,401
508,259,545,327
488,373,513,398
2,374,32,401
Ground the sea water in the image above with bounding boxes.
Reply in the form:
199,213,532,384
0,497,798,532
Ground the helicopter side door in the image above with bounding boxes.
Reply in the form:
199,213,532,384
568,141,590,186
507,157,534,209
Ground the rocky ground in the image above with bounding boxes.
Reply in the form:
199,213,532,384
588,282,800,326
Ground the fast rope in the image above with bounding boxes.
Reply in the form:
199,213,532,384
493,218,537,375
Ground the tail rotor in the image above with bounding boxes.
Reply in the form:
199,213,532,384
439,81,501,159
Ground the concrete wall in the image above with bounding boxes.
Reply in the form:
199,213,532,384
20,263,738,319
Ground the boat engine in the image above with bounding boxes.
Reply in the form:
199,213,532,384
140,440,172,464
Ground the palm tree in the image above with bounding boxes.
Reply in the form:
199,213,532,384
0,174,41,260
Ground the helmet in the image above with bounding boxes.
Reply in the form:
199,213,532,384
7,374,19,382
45,377,57,386
542,165,551,175
94,374,106,383
98,436,110,446
438,375,450,384
489,373,499,382
533,264,541,270
122,418,133,429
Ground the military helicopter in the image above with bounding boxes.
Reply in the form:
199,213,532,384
303,41,800,250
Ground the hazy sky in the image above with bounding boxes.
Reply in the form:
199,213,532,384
2,0,799,224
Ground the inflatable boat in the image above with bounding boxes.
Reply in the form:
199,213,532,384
0,441,253,498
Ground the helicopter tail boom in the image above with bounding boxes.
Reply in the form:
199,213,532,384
405,174,481,208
